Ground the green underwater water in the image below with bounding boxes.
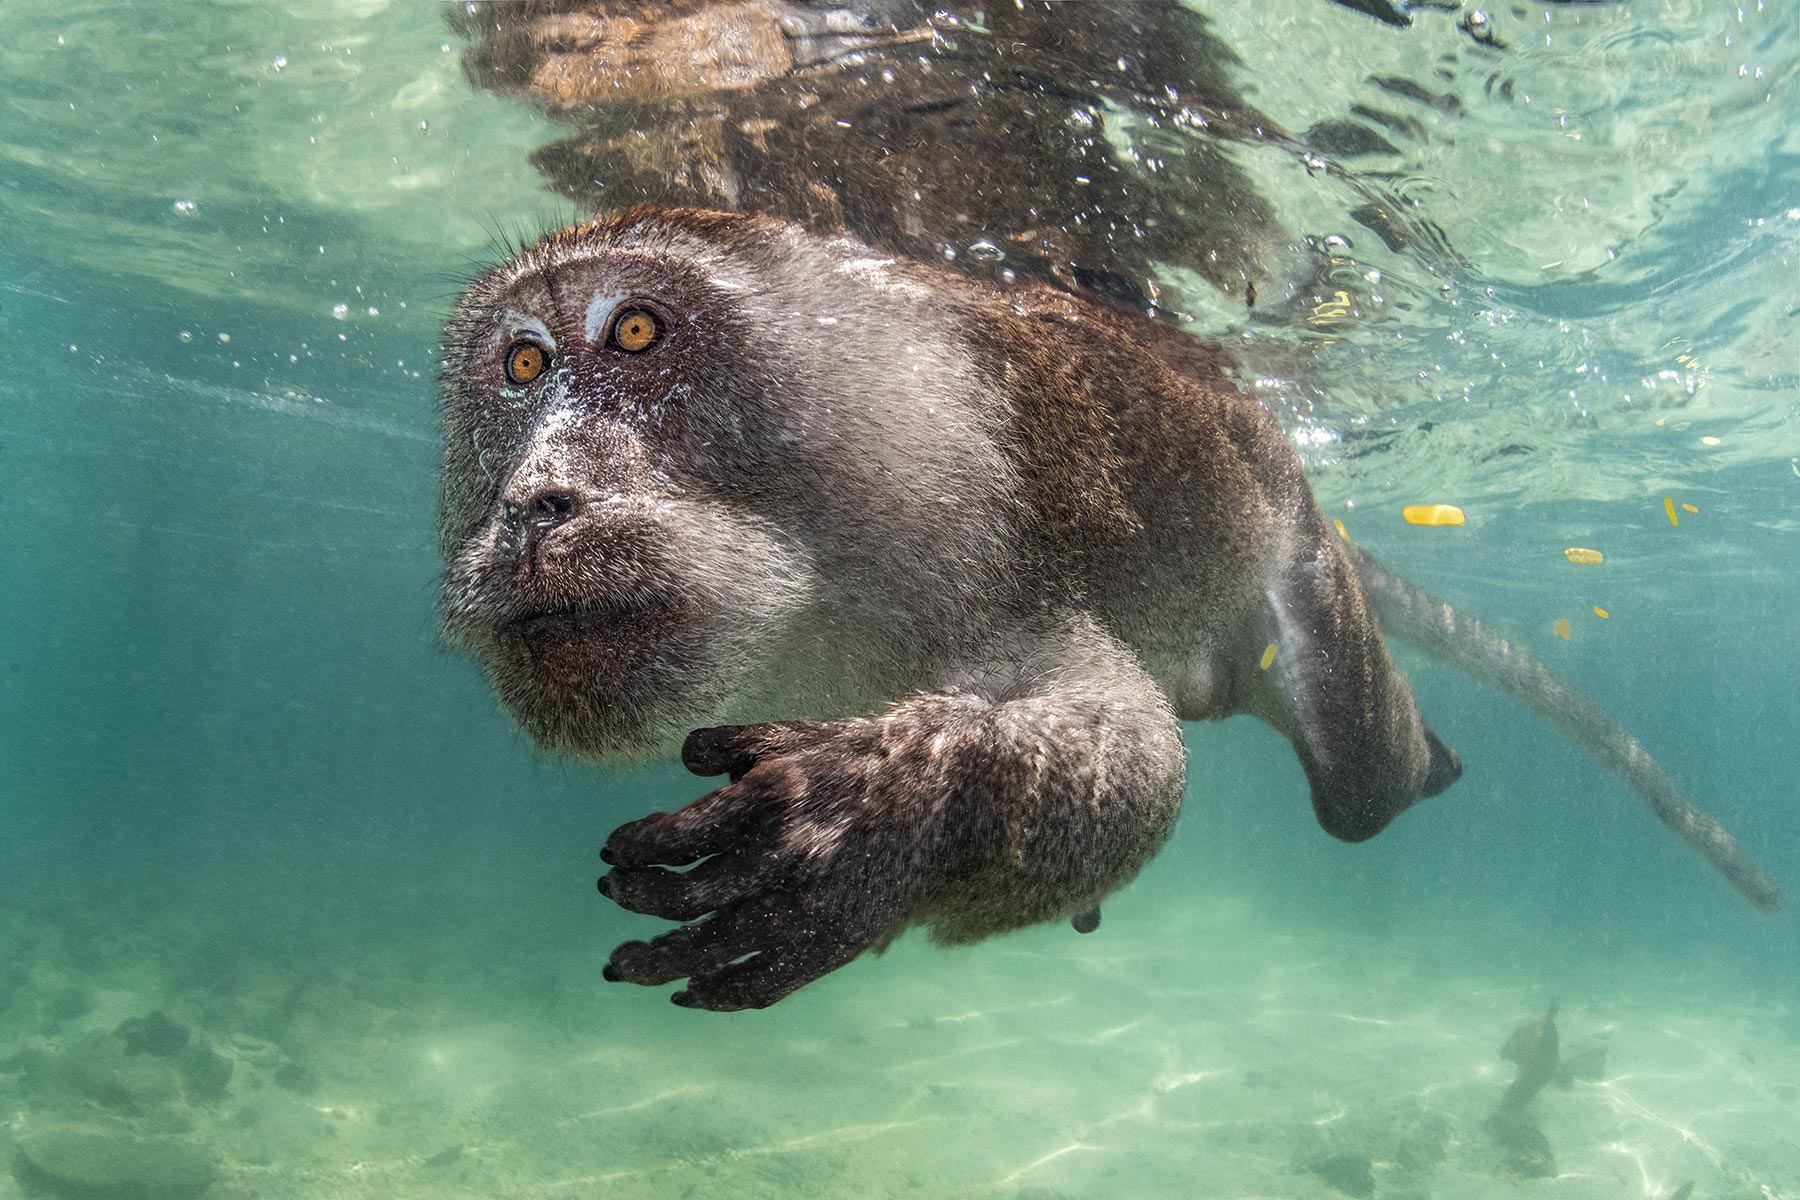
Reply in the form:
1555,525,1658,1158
2,1,1798,1197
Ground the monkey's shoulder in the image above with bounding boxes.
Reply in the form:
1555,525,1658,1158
929,277,1299,537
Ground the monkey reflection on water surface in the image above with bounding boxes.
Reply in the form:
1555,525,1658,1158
439,206,1783,1012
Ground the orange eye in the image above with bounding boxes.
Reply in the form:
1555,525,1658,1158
505,340,547,384
612,309,659,353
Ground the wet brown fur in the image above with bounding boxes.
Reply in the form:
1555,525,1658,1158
440,205,1782,1010
448,1,1290,308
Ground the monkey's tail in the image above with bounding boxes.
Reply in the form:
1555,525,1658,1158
1349,546,1786,915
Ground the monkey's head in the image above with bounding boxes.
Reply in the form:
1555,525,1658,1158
438,207,1020,758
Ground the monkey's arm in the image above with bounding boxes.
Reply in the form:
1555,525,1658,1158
597,614,1186,1011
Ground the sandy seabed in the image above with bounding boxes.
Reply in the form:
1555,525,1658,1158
2,890,1794,1200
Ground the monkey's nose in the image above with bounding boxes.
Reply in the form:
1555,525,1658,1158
523,488,578,526
501,485,582,554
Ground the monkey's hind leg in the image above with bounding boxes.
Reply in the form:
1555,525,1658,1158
1350,545,1785,913
1251,518,1462,843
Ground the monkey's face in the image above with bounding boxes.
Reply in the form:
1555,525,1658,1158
439,210,1022,758
437,229,820,757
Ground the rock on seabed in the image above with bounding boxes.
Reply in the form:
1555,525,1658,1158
15,1122,216,1200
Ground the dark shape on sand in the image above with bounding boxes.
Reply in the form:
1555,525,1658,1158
177,1039,233,1102
274,1061,318,1095
115,1010,191,1058
1489,1112,1557,1181
1310,1153,1376,1198
1499,1002,1560,1111
1554,1044,1608,1089
15,1122,216,1200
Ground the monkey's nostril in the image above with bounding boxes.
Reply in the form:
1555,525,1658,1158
530,490,578,525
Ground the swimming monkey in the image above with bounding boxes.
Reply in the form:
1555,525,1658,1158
439,207,1783,1011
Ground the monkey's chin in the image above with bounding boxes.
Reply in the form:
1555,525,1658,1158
485,608,717,760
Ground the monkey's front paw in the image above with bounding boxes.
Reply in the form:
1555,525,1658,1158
597,722,937,1011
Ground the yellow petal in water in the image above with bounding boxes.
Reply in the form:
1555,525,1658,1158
1664,496,1679,526
1402,504,1465,527
1258,643,1278,670
1553,619,1571,640
1563,547,1604,565
1334,518,1350,543
1592,606,1610,619
1681,503,1698,514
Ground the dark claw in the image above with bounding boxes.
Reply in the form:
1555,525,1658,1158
595,875,612,898
1071,906,1102,934
602,963,623,982
671,990,698,1008
600,846,616,865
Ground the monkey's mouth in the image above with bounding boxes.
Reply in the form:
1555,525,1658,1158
499,597,676,648
482,592,709,755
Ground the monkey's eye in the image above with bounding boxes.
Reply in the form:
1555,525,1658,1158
611,309,659,353
505,340,548,384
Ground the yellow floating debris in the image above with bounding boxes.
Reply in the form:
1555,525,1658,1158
1402,504,1465,527
1681,503,1699,514
1592,606,1610,619
1334,518,1350,543
1701,436,1721,446
1656,417,1667,426
1258,643,1278,670
1664,496,1679,526
1563,547,1604,565
1553,619,1571,640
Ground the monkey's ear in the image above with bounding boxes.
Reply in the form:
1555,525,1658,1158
1249,524,1461,843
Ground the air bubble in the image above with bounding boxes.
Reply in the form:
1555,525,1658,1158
172,199,197,214
332,303,348,319
178,331,193,343
272,55,287,71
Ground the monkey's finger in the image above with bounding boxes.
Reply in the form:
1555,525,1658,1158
599,853,773,921
680,726,762,779
600,779,775,867
672,909,880,1011
603,898,783,987
681,722,838,779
